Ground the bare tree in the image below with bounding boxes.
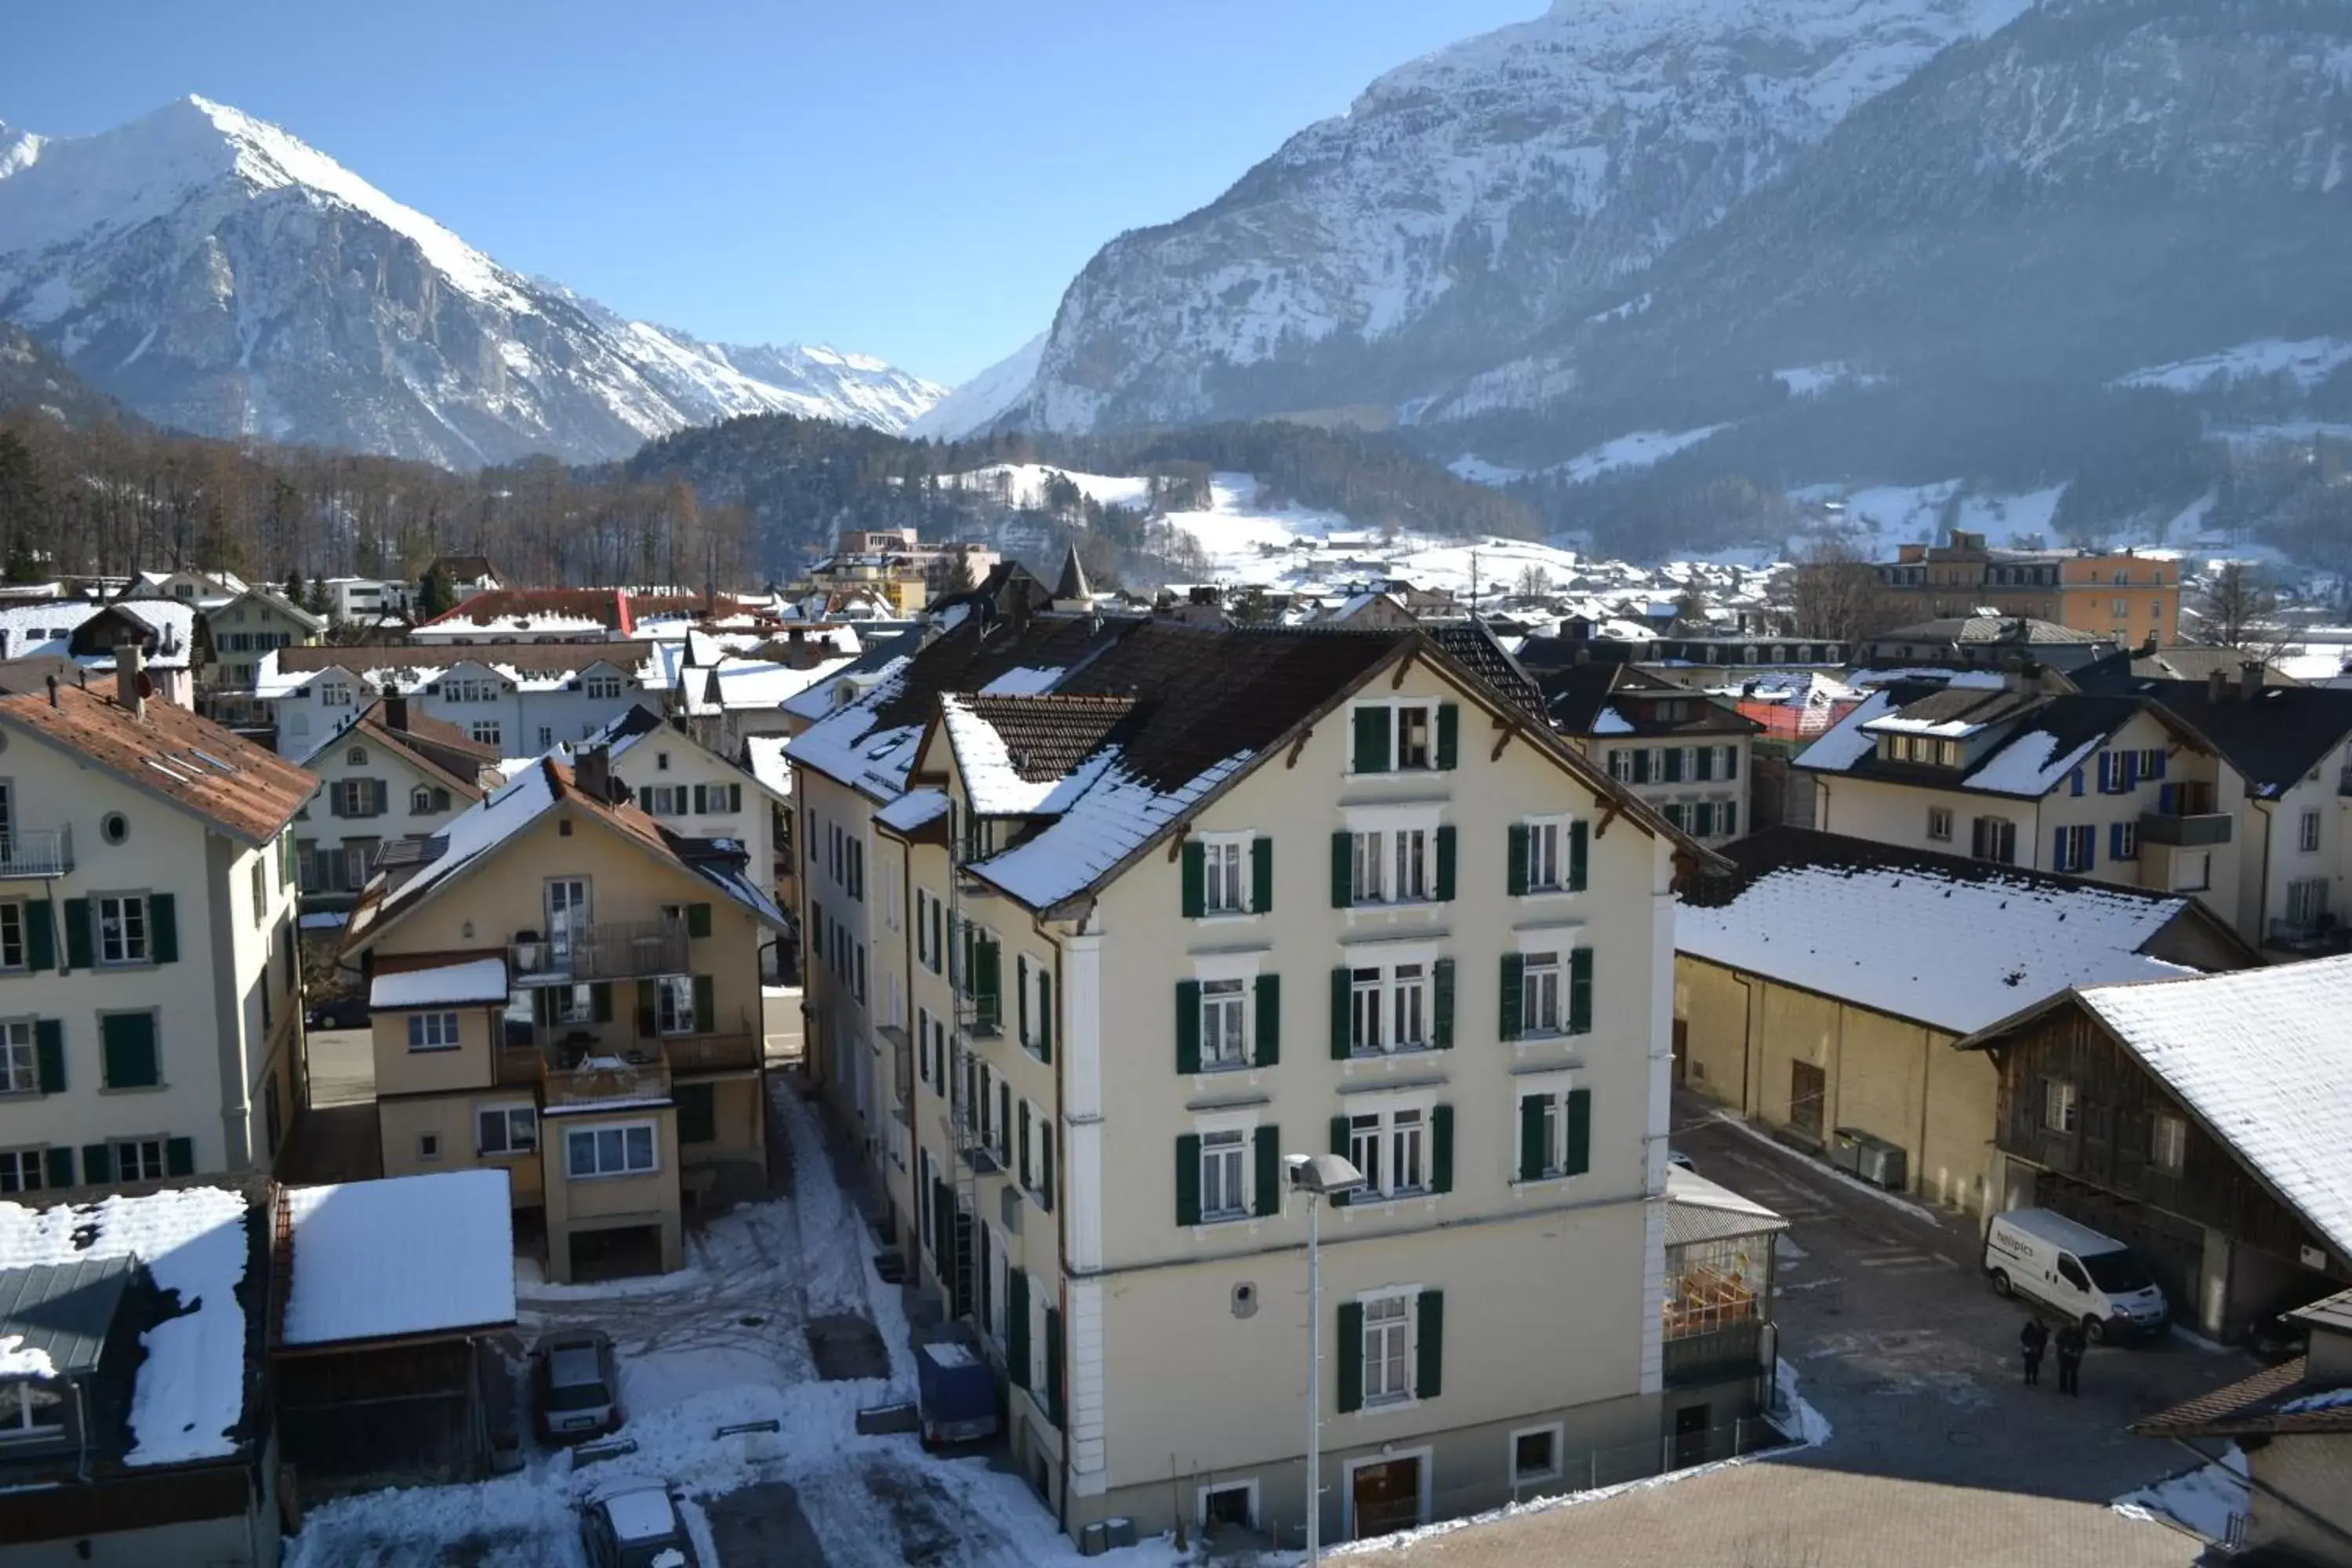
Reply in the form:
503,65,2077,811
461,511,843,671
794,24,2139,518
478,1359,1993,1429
1783,538,1904,646
1515,564,1552,601
2192,560,2290,657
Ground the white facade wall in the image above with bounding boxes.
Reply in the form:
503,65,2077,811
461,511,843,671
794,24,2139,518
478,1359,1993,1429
608,730,782,916
293,739,476,898
274,660,660,760
0,734,304,1182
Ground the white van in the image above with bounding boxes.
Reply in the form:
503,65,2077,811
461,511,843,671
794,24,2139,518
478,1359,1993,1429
1984,1208,2169,1341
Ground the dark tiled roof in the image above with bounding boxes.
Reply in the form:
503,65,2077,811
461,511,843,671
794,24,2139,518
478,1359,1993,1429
1869,684,2046,731
0,1257,136,1381
1541,662,1759,739
1679,826,2202,914
2128,647,2303,685
0,685,318,844
2084,676,2352,797
1426,622,1546,720
952,694,1136,784
1878,616,2105,645
2130,1356,2352,1437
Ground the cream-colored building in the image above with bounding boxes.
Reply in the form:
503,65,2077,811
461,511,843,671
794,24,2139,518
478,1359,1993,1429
340,748,785,1283
1675,828,2258,1218
793,614,1710,1547
0,673,317,1189
292,695,503,903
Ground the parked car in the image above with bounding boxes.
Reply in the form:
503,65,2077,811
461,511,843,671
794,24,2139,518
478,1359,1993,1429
580,1484,699,1568
534,1329,622,1441
304,995,369,1031
1984,1208,2169,1341
1668,1149,1696,1173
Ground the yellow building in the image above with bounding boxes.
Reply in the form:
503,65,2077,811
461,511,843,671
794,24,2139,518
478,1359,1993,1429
341,747,784,1283
1875,532,2179,647
1675,829,2256,1218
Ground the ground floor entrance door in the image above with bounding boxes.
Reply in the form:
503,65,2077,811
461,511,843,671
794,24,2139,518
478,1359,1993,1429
1351,1455,1422,1540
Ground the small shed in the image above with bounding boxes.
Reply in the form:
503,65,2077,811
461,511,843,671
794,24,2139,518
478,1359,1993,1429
272,1168,517,1493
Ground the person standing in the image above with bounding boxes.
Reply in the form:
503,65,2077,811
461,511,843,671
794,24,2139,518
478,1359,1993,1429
2055,1322,2087,1396
2020,1317,2049,1386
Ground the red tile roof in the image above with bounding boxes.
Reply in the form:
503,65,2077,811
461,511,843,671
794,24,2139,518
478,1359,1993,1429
0,684,318,844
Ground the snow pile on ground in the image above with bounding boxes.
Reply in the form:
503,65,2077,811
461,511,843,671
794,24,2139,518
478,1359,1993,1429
287,1083,1175,1568
0,1185,250,1465
1774,363,1886,398
2114,1443,2247,1542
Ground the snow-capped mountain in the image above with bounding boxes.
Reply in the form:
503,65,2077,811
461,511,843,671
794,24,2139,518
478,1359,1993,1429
904,332,1045,441
0,96,945,466
1017,0,2033,434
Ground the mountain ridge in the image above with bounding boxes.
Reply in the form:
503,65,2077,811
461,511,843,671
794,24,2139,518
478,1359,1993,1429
0,95,945,466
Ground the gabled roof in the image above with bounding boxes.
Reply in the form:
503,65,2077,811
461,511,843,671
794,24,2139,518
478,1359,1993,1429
424,554,501,584
343,756,782,952
1874,615,2105,645
209,585,328,633
1677,828,2226,1035
1541,662,1758,739
2132,1355,2352,1439
0,684,317,844
296,700,500,800
2078,674,2352,798
1961,956,2352,1265
1796,686,2157,799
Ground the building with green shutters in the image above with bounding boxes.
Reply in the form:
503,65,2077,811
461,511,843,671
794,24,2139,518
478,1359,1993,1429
789,606,1710,1550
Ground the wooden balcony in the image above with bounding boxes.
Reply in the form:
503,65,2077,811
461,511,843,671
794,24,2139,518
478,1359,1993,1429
496,1044,546,1089
544,1048,671,1110
510,918,688,985
664,1032,759,1075
2138,809,2231,848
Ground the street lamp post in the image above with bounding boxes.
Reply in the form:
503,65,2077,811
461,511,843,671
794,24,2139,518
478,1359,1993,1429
1287,1152,1364,1565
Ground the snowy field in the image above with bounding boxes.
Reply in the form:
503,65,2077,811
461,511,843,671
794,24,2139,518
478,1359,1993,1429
2114,337,2352,395
286,1083,1178,1568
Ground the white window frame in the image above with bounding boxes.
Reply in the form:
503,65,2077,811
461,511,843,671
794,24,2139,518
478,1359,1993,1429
0,1147,47,1195
406,1011,462,1051
0,1020,35,1095
95,892,151,967
1200,978,1248,1069
1509,1421,1564,1486
0,902,21,973
2151,1111,2187,1173
1523,817,1564,892
1342,941,1440,1058
470,720,502,747
1199,1128,1249,1221
564,1120,659,1179
2302,809,2323,854
656,975,697,1036
1352,700,1440,774
1196,1479,1261,1534
1926,807,1953,843
1200,834,1249,916
2044,1078,2077,1134
1520,951,1563,1037
114,1136,166,1182
476,1102,538,1156
1515,1069,1583,1181
1343,1091,1438,1200
1358,1290,1416,1406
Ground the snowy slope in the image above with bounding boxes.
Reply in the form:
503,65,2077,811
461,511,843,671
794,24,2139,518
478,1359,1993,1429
905,332,1045,440
0,96,944,464
1020,0,2031,432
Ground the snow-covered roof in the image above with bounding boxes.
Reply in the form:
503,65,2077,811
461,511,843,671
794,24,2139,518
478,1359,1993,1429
368,956,510,1010
875,787,949,833
1664,1166,1787,1247
0,1186,252,1465
1678,829,2206,1035
974,747,1251,909
2065,956,2352,1261
1791,689,1895,771
281,1171,515,1346
744,735,793,798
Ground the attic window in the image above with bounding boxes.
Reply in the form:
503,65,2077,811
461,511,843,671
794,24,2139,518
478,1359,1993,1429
347,746,368,767
558,820,573,837
101,812,128,846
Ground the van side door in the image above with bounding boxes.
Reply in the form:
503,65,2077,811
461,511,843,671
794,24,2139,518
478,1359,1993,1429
2054,1253,2092,1316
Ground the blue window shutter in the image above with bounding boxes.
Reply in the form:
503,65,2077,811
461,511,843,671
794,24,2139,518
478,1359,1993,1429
2150,750,2168,780
2159,782,2177,815
2069,768,2084,798
2110,823,2123,860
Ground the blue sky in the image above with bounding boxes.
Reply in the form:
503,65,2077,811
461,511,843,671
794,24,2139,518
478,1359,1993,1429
0,1,1537,385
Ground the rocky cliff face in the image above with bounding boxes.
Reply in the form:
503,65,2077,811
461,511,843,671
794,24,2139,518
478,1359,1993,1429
1018,0,2033,434
0,97,943,466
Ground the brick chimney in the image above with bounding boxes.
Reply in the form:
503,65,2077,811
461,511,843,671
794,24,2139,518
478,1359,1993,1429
2209,667,2228,702
115,641,145,720
383,688,408,732
2241,659,2264,700
574,743,611,802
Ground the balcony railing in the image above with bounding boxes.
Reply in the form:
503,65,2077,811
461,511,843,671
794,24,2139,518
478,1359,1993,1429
664,1032,759,1075
2137,809,2232,848
510,918,688,985
2267,916,2345,953
0,827,72,880
1662,1319,1766,1387
544,1047,671,1110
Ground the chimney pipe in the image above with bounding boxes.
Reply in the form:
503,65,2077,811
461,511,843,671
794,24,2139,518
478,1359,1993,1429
575,743,611,803
2208,667,2227,702
117,642,145,720
44,673,57,709
2241,660,2263,701
383,688,408,732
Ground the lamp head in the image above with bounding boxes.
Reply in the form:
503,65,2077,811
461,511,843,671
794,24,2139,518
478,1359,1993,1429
1285,1152,1364,1197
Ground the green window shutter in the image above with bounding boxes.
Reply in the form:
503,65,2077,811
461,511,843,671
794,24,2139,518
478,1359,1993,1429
1328,1115,1353,1206
165,1136,194,1177
1336,1301,1365,1414
1254,974,1280,1066
1416,1289,1445,1399
1329,967,1352,1060
1007,1270,1031,1390
1499,953,1525,1042
1175,1134,1203,1225
1253,1125,1281,1218
1044,1307,1065,1426
686,902,713,938
1519,1094,1550,1181
693,975,717,1030
34,1020,64,1093
1250,837,1273,913
1037,972,1053,1062
1632,750,1652,785
101,1013,158,1089
1175,981,1202,1074
44,1146,72,1189
1352,707,1390,774
1663,746,1684,783
975,939,1000,1032
25,899,54,971
692,784,709,815
591,982,613,1023
636,979,659,1037
1570,948,1594,1035
1506,825,1529,897
64,897,91,971
1017,956,1030,1044
1436,702,1460,770
1330,830,1352,908
1019,1102,1033,1184
1432,959,1454,1048
81,1144,110,1185
1566,1087,1592,1176
1435,825,1456,902
1181,840,1206,919
676,1082,716,1143
1431,1105,1454,1194
1569,820,1589,892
